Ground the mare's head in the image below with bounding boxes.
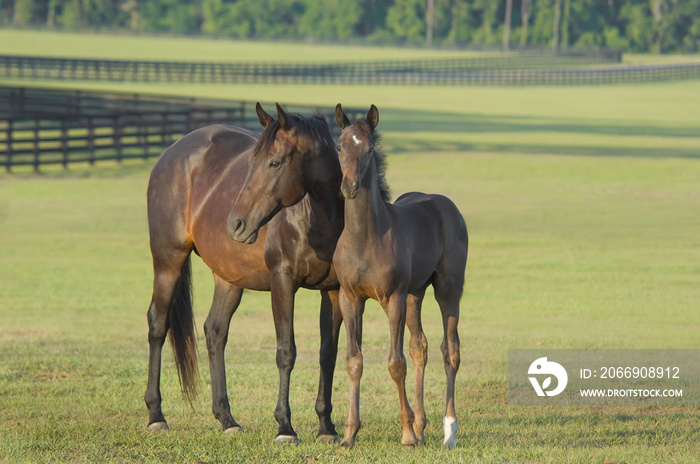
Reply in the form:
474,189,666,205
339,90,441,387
335,104,390,202
228,103,338,244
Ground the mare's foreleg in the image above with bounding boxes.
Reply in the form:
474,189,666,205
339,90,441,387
338,289,365,449
315,289,342,443
406,287,428,443
385,293,417,446
204,276,244,432
270,268,299,444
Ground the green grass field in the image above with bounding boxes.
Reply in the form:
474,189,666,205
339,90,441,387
1,30,700,463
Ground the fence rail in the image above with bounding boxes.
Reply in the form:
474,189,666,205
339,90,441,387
0,86,353,172
0,49,646,86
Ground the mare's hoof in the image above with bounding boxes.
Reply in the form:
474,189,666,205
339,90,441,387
147,421,170,432
224,426,244,434
274,435,300,445
316,433,340,444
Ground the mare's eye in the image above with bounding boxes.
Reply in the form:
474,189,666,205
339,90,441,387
269,160,282,169
336,145,341,152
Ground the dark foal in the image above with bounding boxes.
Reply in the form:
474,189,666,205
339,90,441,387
145,103,344,444
333,104,468,449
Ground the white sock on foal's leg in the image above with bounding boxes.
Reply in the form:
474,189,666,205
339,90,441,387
443,416,458,449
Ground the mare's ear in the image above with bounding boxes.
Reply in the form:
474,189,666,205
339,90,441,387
335,103,350,129
275,103,289,130
367,104,379,130
256,102,274,129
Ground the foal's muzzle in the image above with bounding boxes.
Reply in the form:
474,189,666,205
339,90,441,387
341,177,359,199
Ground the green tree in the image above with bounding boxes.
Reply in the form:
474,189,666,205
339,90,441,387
12,0,35,24
386,0,425,43
298,0,362,39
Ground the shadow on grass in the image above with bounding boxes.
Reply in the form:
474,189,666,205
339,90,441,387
380,137,700,159
378,108,700,139
376,108,700,159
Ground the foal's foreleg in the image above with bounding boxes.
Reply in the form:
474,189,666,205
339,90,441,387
338,289,365,449
406,288,428,443
315,289,342,443
203,277,244,432
270,269,299,444
385,293,417,446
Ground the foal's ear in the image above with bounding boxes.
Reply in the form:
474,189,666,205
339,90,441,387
256,102,274,129
335,103,350,129
275,103,289,130
367,104,379,130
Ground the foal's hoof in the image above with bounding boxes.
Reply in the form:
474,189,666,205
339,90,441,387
336,439,354,450
147,421,170,432
224,426,244,434
443,416,458,449
316,433,340,444
274,435,300,445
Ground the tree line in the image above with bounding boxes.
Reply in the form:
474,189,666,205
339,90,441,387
3,0,699,53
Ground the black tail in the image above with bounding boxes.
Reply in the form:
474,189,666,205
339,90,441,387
168,254,199,402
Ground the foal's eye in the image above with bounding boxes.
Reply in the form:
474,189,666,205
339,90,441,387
336,145,341,152
269,160,282,169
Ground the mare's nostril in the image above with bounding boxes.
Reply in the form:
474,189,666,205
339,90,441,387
235,219,244,233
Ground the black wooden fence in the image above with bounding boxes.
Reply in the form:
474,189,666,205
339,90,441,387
0,86,353,172
0,49,630,85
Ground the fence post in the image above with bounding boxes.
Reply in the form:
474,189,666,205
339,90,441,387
61,119,69,168
114,115,123,163
5,119,12,173
33,118,40,172
87,116,95,166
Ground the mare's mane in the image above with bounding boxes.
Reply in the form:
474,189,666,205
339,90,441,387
252,112,335,159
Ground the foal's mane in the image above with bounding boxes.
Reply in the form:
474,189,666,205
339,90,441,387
253,111,335,159
355,118,391,203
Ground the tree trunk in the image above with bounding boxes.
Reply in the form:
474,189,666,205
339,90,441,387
520,0,531,47
426,0,435,47
552,0,562,51
503,0,513,51
561,0,570,49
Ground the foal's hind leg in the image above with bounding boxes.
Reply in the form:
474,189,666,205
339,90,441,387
433,276,462,449
204,275,244,432
384,293,417,447
406,286,428,444
145,247,192,431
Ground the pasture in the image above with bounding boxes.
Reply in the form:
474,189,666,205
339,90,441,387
1,31,700,463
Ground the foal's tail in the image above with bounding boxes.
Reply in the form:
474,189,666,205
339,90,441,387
168,254,199,402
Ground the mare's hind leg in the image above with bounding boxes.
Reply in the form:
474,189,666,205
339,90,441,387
406,286,429,444
315,289,342,443
204,275,244,432
433,273,463,449
145,247,192,431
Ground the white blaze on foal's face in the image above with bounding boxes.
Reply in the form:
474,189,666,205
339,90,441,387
352,134,361,145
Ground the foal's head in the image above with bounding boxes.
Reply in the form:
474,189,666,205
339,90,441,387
335,104,390,202
228,103,338,244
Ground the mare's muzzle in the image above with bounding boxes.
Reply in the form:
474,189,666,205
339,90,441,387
227,213,259,244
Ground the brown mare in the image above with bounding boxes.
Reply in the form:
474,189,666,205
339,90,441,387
333,104,468,449
145,103,344,444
